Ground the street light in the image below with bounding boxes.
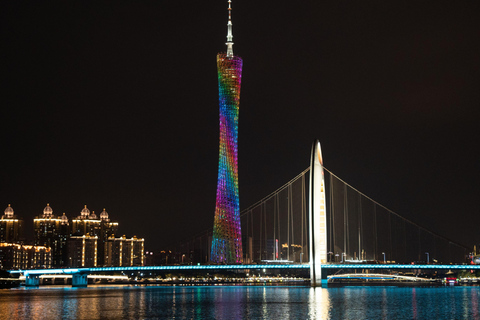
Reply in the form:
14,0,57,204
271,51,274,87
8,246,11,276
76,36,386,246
382,252,386,263
425,252,429,264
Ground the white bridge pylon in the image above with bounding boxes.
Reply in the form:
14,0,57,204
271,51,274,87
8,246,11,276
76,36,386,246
309,139,328,287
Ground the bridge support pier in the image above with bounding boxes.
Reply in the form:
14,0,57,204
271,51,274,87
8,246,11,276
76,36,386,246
320,268,328,288
310,266,329,287
72,273,88,287
25,274,40,286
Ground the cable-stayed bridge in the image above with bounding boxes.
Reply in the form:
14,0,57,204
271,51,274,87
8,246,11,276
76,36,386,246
9,140,470,287
173,140,469,286
179,143,467,267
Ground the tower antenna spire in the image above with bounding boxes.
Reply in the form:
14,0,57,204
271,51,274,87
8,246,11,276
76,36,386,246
226,0,234,57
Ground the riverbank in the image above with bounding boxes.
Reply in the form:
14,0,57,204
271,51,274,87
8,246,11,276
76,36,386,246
0,278,21,289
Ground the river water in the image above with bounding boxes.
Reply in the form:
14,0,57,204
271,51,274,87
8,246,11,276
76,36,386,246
0,285,479,319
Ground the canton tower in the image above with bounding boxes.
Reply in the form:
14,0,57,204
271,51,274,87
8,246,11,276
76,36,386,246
211,0,243,264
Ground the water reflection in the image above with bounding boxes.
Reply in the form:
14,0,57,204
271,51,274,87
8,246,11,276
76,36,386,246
262,287,267,319
308,287,330,319
0,285,479,319
381,288,388,319
412,288,417,319
472,289,479,318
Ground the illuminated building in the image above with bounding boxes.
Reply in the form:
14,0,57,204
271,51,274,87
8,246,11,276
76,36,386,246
0,204,24,243
71,205,101,237
144,251,154,266
98,208,119,266
104,235,144,267
33,204,70,267
58,213,70,266
211,0,243,264
71,205,118,266
67,234,97,267
0,243,51,270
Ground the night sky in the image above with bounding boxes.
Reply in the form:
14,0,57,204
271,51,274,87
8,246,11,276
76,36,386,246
2,1,479,252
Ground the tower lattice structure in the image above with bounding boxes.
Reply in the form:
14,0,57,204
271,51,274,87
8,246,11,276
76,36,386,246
211,0,243,264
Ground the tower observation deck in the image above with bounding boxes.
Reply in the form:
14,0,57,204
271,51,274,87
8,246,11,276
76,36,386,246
211,0,243,264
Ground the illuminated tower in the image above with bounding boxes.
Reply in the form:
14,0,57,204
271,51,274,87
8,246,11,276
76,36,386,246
211,0,243,264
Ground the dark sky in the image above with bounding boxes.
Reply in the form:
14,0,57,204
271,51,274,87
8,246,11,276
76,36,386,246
1,1,479,252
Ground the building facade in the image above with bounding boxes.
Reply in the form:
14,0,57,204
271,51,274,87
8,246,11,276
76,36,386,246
67,234,97,268
33,204,70,267
71,205,101,237
0,205,24,243
71,206,118,266
104,235,144,267
211,0,244,264
0,243,51,270
98,209,119,266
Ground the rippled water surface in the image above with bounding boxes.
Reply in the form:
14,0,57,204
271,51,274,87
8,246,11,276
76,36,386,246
0,285,479,319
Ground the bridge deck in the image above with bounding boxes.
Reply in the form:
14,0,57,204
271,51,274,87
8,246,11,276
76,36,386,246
9,264,480,275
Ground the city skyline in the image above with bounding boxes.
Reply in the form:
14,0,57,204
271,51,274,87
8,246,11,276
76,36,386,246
1,1,479,252
0,203,145,269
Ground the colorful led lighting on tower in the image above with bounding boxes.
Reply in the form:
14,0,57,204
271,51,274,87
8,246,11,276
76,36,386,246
211,0,243,264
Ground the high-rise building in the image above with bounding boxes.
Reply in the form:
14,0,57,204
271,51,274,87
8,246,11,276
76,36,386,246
211,0,243,264
0,205,23,243
98,208,119,266
71,205,118,266
104,235,144,267
67,234,97,268
58,213,70,267
33,204,70,267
